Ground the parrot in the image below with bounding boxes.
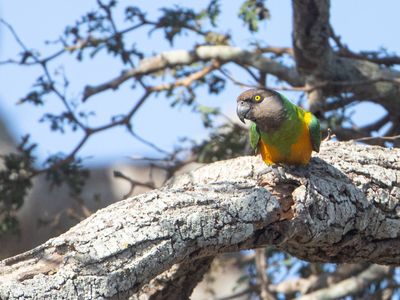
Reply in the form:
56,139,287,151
236,88,321,165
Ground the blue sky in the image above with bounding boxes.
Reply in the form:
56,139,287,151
0,1,399,166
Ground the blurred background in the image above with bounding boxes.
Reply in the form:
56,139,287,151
0,0,399,299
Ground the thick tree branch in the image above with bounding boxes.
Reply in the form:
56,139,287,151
292,0,332,77
256,46,294,57
292,0,400,119
0,141,400,299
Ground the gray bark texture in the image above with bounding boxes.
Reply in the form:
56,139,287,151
0,141,399,299
292,0,400,120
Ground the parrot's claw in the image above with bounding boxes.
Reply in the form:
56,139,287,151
257,164,287,186
271,164,287,181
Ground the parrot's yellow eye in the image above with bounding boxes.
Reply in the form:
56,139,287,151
254,95,261,102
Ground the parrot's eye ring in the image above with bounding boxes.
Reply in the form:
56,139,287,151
254,95,261,102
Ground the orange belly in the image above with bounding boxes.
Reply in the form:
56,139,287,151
259,122,313,165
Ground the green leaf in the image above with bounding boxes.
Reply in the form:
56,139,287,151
238,0,270,33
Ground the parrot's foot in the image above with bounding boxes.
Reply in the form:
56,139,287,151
270,164,288,182
257,163,284,174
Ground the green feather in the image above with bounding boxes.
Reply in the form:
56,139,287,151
249,122,260,152
308,114,321,152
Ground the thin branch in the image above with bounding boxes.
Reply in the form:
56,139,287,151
30,91,153,177
30,133,91,177
128,129,170,156
352,134,400,142
113,170,156,198
148,60,221,92
297,265,391,300
255,248,275,300
218,68,308,92
322,77,400,88
0,49,65,66
333,113,390,146
329,24,347,51
218,68,261,89
90,91,151,133
1,18,87,131
330,23,400,66
323,128,335,142
239,64,262,83
362,113,390,132
0,19,30,52
63,20,146,54
220,64,391,94
1,19,67,66
335,44,400,67
269,263,370,296
324,96,359,111
218,287,255,300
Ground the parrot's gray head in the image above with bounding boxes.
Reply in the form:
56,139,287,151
236,88,287,132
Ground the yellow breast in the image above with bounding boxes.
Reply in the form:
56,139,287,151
259,112,313,165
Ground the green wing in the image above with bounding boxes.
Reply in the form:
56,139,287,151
249,122,260,153
308,114,321,152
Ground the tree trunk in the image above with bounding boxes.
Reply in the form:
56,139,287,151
0,141,399,299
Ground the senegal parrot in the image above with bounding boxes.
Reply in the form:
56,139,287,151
236,88,321,165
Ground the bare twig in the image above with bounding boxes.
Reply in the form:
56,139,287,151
329,24,347,51
149,60,221,92
339,50,400,66
218,68,308,92
297,265,391,300
218,287,255,300
128,129,170,155
30,90,153,178
255,249,275,300
1,19,87,131
219,66,389,94
333,113,391,146
330,26,400,66
218,68,261,89
0,49,65,66
323,128,335,142
113,170,156,198
0,19,31,53
352,134,400,142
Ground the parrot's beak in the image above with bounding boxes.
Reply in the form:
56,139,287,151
236,101,251,124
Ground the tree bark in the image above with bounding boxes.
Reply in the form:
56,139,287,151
129,257,213,300
292,0,400,118
0,141,399,299
292,0,332,78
